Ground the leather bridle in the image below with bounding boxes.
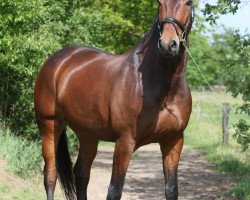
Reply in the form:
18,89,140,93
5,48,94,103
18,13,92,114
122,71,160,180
158,3,194,46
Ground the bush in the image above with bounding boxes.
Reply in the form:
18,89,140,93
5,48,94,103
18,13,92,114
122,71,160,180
0,0,156,139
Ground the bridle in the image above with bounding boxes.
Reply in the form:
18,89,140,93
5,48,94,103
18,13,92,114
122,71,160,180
158,3,194,46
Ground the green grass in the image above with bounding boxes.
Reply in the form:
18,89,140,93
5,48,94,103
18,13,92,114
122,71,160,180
0,183,44,200
0,128,42,178
185,91,250,199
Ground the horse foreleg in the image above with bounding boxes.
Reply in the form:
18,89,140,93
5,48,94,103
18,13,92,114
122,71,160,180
107,135,135,200
74,138,98,200
159,133,184,200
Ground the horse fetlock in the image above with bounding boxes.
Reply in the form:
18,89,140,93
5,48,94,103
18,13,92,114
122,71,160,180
107,186,122,200
106,192,122,200
165,185,178,200
44,180,56,200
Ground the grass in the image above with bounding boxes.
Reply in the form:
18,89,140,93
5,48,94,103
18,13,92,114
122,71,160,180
0,183,44,200
0,176,63,200
185,91,250,199
0,128,42,178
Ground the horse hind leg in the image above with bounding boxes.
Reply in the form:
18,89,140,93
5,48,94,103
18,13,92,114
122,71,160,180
39,119,65,200
73,136,98,200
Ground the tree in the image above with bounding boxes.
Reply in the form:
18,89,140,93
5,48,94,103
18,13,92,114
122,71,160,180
0,0,63,137
202,0,241,24
203,1,250,151
187,14,233,89
0,0,158,138
223,32,250,151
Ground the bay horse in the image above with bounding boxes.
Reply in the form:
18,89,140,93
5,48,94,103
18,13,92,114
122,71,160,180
34,0,194,199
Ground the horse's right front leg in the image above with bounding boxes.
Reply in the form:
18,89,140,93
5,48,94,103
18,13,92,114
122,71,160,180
107,134,136,200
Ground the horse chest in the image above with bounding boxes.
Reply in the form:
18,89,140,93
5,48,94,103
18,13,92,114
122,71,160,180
137,99,191,145
156,105,187,134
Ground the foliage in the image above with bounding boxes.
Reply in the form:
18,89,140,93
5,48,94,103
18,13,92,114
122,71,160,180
187,17,216,89
0,0,63,138
223,32,250,151
202,0,241,24
183,0,237,89
187,20,234,89
229,178,250,199
202,1,250,151
0,0,157,139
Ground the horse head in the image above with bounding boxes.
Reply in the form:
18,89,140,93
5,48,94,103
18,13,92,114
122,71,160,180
157,0,194,57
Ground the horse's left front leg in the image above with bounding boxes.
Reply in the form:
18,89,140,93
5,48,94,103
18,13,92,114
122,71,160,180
74,137,98,200
159,132,184,200
107,134,135,200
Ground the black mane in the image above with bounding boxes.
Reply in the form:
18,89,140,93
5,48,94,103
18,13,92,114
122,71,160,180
136,16,159,54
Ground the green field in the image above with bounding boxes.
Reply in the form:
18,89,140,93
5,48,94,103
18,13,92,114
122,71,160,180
185,91,250,199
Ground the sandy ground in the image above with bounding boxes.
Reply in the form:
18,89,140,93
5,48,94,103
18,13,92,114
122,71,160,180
87,144,238,200
0,144,239,200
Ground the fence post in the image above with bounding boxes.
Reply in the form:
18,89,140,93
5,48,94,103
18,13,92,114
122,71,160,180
195,93,201,120
222,103,230,146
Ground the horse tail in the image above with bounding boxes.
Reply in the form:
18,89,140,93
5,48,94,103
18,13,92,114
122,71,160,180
56,129,76,200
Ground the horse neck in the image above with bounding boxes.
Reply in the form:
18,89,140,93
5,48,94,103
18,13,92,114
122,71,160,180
133,31,189,93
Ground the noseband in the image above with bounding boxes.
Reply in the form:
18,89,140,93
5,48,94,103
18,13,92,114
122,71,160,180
158,4,194,46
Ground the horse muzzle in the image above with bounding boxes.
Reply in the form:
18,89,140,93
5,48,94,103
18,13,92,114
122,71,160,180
158,38,180,58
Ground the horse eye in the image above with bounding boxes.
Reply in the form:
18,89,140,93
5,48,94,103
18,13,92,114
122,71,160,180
186,0,193,6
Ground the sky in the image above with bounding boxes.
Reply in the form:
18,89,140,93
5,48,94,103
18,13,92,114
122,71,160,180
199,0,250,34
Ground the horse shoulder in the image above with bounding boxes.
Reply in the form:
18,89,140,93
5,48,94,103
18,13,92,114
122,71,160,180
110,62,143,135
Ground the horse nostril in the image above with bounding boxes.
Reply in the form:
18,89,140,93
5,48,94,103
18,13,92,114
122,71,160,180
170,40,177,50
158,38,179,57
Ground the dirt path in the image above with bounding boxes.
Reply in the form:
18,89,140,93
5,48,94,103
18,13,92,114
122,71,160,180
0,144,238,200
87,144,237,200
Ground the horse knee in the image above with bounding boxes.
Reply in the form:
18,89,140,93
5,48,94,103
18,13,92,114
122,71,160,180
165,185,178,200
107,188,122,200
